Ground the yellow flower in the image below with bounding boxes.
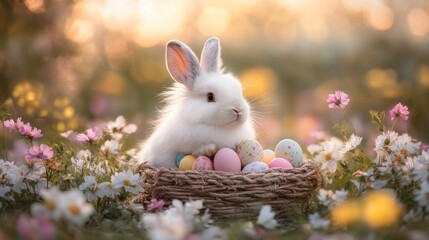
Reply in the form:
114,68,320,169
331,200,360,226
362,190,402,229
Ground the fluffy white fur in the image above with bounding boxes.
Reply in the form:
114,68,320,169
138,38,255,168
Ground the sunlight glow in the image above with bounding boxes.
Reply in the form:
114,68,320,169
197,6,231,37
408,8,429,36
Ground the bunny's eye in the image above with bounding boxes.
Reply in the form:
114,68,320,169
207,92,215,102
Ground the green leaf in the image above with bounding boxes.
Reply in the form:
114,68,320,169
369,110,385,132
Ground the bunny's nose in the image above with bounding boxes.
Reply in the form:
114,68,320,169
233,108,243,114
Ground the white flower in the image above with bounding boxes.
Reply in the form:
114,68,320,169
414,180,429,208
257,205,277,229
413,151,429,182
96,182,120,198
59,189,94,226
31,187,94,226
79,176,97,201
31,187,63,220
76,150,92,160
314,138,344,173
169,199,204,221
307,144,323,155
142,211,189,240
0,186,11,199
79,176,96,191
111,170,142,194
139,199,212,240
309,213,330,229
318,189,333,207
107,116,137,139
393,133,421,156
374,131,398,153
101,140,120,155
59,130,73,138
332,189,348,206
341,134,362,153
202,226,225,240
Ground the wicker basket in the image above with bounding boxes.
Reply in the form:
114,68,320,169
138,161,320,221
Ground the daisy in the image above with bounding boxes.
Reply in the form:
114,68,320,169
257,205,277,229
111,170,142,194
107,116,137,139
58,189,94,226
96,182,120,198
100,140,120,155
142,211,189,240
318,189,333,207
332,189,348,206
31,187,63,220
414,180,429,208
392,133,421,157
341,134,362,153
314,138,344,173
413,151,429,182
309,213,330,229
78,176,97,201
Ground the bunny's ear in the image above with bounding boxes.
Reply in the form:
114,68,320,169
166,40,200,88
200,37,222,72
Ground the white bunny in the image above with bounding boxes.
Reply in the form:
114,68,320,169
138,37,255,168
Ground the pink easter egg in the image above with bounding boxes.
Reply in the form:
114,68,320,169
192,156,214,171
213,148,241,172
268,158,294,169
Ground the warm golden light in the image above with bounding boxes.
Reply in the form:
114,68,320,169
241,67,277,98
197,6,231,37
64,19,94,43
24,0,45,13
408,8,429,36
418,65,429,89
133,0,191,48
365,3,394,31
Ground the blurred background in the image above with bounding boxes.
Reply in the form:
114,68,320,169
1,0,429,149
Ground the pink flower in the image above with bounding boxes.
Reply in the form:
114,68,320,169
75,127,102,143
3,117,43,139
147,198,165,212
3,119,16,130
17,214,56,240
327,91,350,109
25,144,54,163
389,103,409,121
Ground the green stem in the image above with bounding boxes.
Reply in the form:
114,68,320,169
390,119,397,132
342,108,357,135
45,163,49,189
2,125,8,161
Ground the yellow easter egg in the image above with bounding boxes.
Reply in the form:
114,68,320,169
263,149,275,165
179,155,197,171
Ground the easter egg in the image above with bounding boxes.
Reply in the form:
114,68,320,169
192,156,214,171
268,158,294,169
213,148,241,172
236,139,264,167
179,155,197,171
262,149,276,165
241,161,269,172
176,152,186,167
274,139,304,168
